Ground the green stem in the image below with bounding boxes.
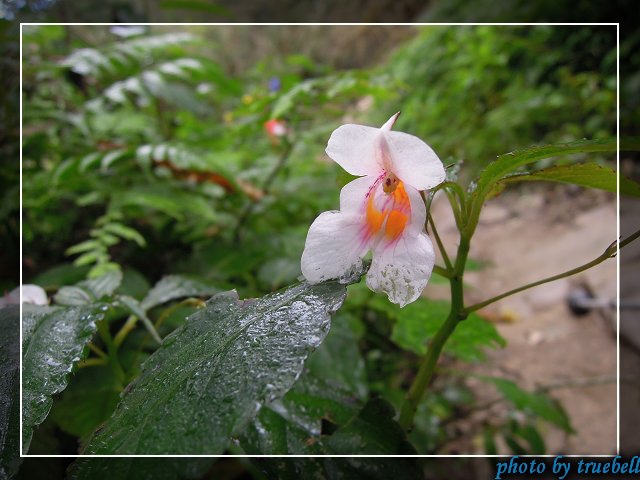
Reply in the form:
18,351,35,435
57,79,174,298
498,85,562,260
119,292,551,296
621,228,640,250
444,189,463,229
87,342,107,359
428,212,452,271
432,265,452,279
463,230,640,315
113,315,138,348
97,318,126,384
399,235,470,431
77,358,108,368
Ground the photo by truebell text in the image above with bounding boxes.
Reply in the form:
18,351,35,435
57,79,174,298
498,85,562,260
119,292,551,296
495,455,640,479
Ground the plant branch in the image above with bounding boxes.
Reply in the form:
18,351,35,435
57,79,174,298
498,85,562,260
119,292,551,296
428,212,453,271
77,358,108,368
433,265,452,279
113,315,138,348
87,342,107,359
462,230,640,315
399,235,470,431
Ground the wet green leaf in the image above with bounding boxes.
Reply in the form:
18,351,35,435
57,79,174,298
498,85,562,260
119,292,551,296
241,375,361,455
21,304,107,453
0,306,21,479
82,281,347,454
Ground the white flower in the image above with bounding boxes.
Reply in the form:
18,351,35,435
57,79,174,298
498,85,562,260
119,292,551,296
0,284,48,308
301,113,446,307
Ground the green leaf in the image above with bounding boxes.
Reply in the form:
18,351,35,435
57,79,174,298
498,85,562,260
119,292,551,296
257,258,302,290
242,378,417,461
79,269,123,297
390,300,505,361
53,270,123,306
113,189,186,220
510,422,546,455
22,304,107,452
82,281,347,454
48,366,121,440
102,222,147,247
482,377,574,433
241,375,362,455
497,162,640,197
117,295,162,344
483,425,497,455
140,274,222,311
116,268,151,301
30,264,90,291
65,240,103,255
68,458,215,480
305,313,368,399
73,251,103,267
325,398,417,454
53,286,93,306
0,307,21,478
473,138,618,206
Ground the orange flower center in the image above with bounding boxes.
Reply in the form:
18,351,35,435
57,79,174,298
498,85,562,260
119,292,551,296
365,179,410,242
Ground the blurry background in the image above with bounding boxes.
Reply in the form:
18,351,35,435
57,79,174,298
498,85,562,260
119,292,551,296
19,24,617,288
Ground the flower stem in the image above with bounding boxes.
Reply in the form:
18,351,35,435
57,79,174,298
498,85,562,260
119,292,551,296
399,235,470,431
463,230,640,315
428,212,452,271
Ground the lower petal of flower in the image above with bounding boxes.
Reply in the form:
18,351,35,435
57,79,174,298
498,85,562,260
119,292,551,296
366,231,435,307
385,210,408,241
301,211,368,284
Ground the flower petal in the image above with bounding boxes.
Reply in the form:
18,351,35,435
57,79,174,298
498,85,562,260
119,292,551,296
404,182,427,234
325,124,385,176
380,112,400,131
301,211,369,284
366,231,435,307
339,174,380,213
383,131,446,191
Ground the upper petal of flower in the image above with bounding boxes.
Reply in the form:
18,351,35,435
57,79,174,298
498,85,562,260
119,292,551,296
301,210,369,284
366,230,435,307
382,130,446,191
325,124,385,177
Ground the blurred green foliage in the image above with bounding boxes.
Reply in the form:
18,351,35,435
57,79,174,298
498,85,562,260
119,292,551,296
12,24,617,473
384,26,616,172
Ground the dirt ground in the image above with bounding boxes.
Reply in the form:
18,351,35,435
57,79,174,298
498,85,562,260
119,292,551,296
427,184,621,455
